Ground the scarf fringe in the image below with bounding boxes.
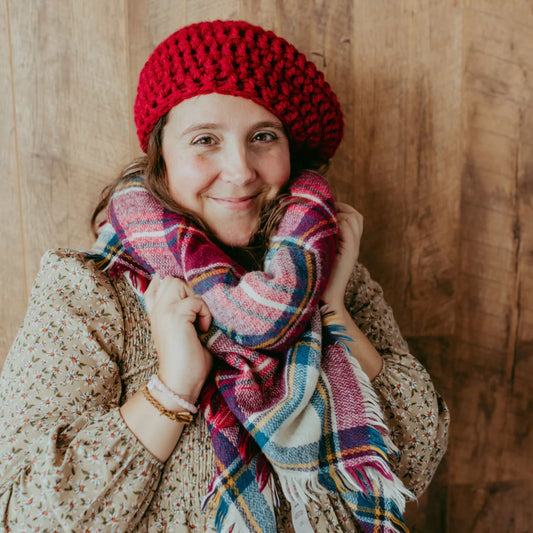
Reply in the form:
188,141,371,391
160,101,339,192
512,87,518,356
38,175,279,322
92,171,411,531
274,462,411,516
269,343,412,522
344,344,415,511
322,306,398,450
345,347,396,443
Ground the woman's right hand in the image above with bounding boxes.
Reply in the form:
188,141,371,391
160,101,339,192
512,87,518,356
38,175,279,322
144,274,213,403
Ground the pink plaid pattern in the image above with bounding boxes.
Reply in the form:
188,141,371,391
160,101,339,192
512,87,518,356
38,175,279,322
93,171,410,532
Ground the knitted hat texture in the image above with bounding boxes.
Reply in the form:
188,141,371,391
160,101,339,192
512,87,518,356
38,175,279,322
134,20,343,160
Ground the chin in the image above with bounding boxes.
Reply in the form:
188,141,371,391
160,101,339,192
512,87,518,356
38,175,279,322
213,225,255,248
216,233,253,248
208,216,259,248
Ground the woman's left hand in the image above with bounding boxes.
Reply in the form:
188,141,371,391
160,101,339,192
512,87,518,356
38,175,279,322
322,202,364,311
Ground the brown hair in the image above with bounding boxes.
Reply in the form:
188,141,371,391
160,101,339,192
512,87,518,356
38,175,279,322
91,114,328,268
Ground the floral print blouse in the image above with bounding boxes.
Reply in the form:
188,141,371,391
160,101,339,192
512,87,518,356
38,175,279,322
0,249,449,532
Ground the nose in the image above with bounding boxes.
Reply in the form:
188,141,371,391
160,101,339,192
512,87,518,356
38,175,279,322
219,143,255,185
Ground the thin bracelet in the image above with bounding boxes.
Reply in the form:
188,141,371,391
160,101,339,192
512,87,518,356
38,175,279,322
142,384,194,424
148,375,198,414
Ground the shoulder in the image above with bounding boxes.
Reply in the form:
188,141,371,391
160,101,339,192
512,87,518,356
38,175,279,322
35,248,119,300
38,247,108,275
30,249,125,350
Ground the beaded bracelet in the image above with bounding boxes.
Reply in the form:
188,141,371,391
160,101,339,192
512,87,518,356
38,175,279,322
142,384,194,425
147,375,198,414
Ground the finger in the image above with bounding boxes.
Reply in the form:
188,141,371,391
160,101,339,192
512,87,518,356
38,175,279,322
191,295,212,332
155,277,212,330
144,273,161,313
157,276,194,305
338,214,358,237
337,215,363,260
336,203,363,231
180,294,212,332
337,204,363,222
338,209,363,237
349,211,363,236
336,201,358,214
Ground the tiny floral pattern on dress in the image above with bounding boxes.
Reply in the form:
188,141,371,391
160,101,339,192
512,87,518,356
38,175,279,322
0,250,449,531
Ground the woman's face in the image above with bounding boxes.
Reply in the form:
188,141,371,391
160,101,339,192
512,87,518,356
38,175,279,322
162,93,291,247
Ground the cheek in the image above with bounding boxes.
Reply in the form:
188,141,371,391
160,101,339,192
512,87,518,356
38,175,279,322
165,154,212,203
262,150,291,188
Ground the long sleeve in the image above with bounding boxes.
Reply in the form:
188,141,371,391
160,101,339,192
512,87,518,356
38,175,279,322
0,249,164,532
344,263,450,497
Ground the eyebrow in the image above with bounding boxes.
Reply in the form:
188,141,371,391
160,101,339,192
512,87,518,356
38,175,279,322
252,121,285,131
180,120,286,137
180,123,218,136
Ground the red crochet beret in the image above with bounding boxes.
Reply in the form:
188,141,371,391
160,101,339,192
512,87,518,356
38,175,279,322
134,20,343,160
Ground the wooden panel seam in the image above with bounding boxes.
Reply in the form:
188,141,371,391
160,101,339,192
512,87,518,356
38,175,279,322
5,0,28,298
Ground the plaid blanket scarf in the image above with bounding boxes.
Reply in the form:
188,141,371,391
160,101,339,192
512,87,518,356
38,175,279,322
88,170,410,532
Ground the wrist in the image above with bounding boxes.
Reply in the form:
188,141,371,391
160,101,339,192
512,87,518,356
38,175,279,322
149,375,199,413
320,300,347,316
146,386,182,412
157,368,207,403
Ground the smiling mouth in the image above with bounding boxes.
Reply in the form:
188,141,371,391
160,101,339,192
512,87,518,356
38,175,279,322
210,193,261,210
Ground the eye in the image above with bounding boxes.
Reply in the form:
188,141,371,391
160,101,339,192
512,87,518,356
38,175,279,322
251,131,278,143
192,135,216,146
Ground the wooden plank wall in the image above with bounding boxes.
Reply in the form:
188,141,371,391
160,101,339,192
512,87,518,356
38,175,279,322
449,1,533,530
0,0,26,357
1,1,531,530
1,0,132,356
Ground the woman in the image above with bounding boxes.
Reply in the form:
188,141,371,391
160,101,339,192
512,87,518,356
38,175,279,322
0,20,448,532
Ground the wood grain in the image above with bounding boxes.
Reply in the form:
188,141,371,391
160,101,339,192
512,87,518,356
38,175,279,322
449,481,533,532
1,1,532,529
8,1,131,288
0,1,26,362
349,1,462,339
448,0,533,527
